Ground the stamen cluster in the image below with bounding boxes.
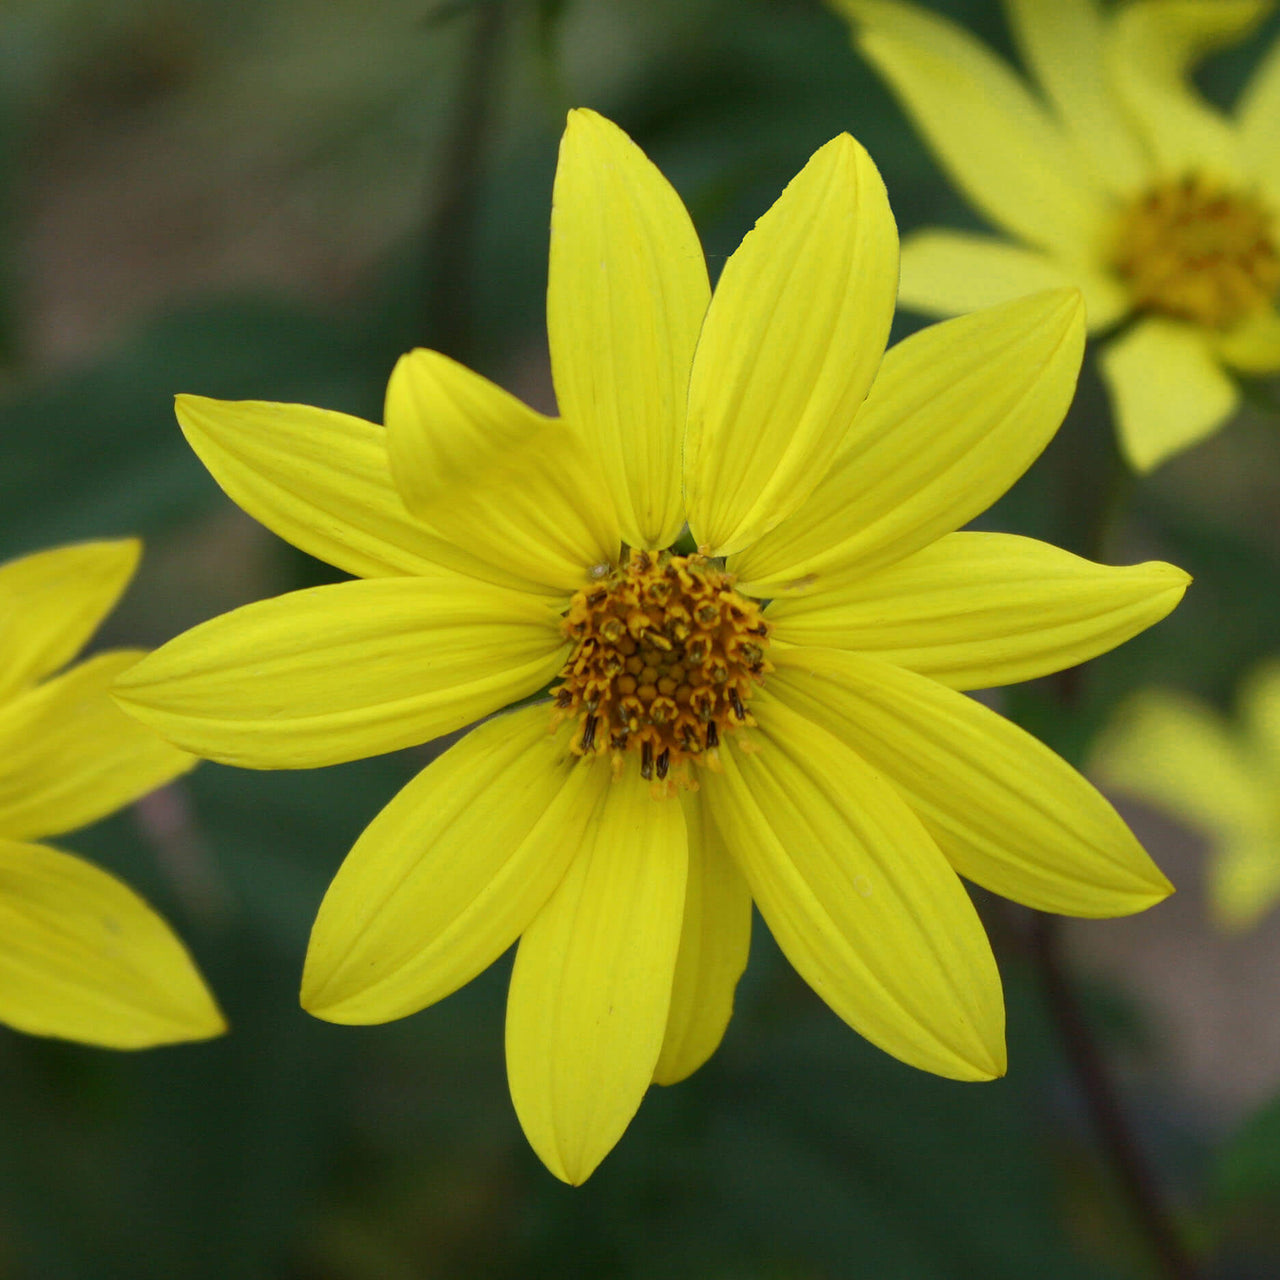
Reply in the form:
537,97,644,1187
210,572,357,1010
1111,174,1280,329
552,551,770,794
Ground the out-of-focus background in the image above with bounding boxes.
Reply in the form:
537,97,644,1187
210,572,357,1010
2,1,1280,1276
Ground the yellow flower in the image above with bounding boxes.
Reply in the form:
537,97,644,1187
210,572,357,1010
0,540,224,1048
835,0,1280,470
1092,661,1280,931
115,109,1185,1184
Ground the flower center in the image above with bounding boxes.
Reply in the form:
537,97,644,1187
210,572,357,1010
1110,174,1280,329
552,551,771,794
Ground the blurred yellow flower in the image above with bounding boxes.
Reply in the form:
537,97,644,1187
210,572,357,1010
116,109,1183,1184
0,540,224,1048
1092,662,1280,930
836,0,1280,471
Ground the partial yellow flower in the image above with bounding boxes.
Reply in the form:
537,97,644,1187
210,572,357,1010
0,540,224,1048
1092,661,1280,930
835,0,1280,471
115,109,1184,1184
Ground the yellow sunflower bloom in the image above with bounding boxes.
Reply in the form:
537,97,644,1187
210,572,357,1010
835,0,1280,471
115,109,1185,1184
0,539,224,1048
1093,661,1280,930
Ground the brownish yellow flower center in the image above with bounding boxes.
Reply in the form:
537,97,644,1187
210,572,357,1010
551,551,771,794
1111,174,1280,329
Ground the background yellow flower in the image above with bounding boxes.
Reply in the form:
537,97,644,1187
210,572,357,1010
836,0,1280,470
1093,660,1280,930
0,539,224,1047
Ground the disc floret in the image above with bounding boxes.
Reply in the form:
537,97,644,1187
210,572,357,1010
552,551,771,793
1111,174,1280,329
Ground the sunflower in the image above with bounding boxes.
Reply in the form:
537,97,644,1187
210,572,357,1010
116,109,1184,1183
836,0,1280,470
0,539,224,1048
1094,660,1280,931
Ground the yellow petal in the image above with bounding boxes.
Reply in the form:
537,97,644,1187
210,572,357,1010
546,109,709,550
1091,688,1272,837
1106,0,1267,178
835,0,1105,257
897,229,1129,332
1241,659,1280,774
766,532,1189,691
175,395,551,594
1209,830,1280,932
1238,31,1280,205
769,648,1173,917
0,539,140,701
384,350,621,593
0,837,225,1047
652,793,752,1087
1099,318,1239,471
302,705,598,1022
1003,0,1151,195
731,289,1084,595
114,576,567,769
1215,307,1280,376
0,651,196,841
506,766,687,1185
684,133,898,557
705,695,1005,1081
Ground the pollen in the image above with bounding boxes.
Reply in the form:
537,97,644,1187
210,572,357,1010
551,551,771,795
1111,174,1280,329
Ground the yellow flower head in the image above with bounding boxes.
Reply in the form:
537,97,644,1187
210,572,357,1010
1093,660,1280,931
115,109,1186,1183
0,540,224,1048
835,0,1280,470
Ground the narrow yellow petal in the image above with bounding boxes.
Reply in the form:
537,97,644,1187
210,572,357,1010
731,290,1084,595
1003,0,1152,195
1091,688,1272,838
835,0,1105,257
0,838,225,1047
898,229,1129,332
653,794,752,1087
766,532,1189,691
302,706,596,1023
506,767,687,1184
384,351,621,593
0,539,139,701
769,648,1173,917
1210,830,1280,932
175,394,552,594
0,651,195,841
114,577,567,769
547,109,709,550
705,696,1006,1081
1238,32,1280,205
1106,0,1267,178
1099,318,1239,471
684,133,898,557
1215,307,1280,375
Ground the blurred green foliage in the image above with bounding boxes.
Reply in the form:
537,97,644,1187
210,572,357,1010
1,0,1279,1276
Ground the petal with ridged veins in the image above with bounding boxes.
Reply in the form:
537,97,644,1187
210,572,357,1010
766,532,1189,691
684,132,898,557
704,694,1006,1081
506,766,687,1184
769,647,1173,917
114,575,567,769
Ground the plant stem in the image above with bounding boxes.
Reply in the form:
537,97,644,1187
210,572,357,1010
1030,912,1200,1280
421,0,508,355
